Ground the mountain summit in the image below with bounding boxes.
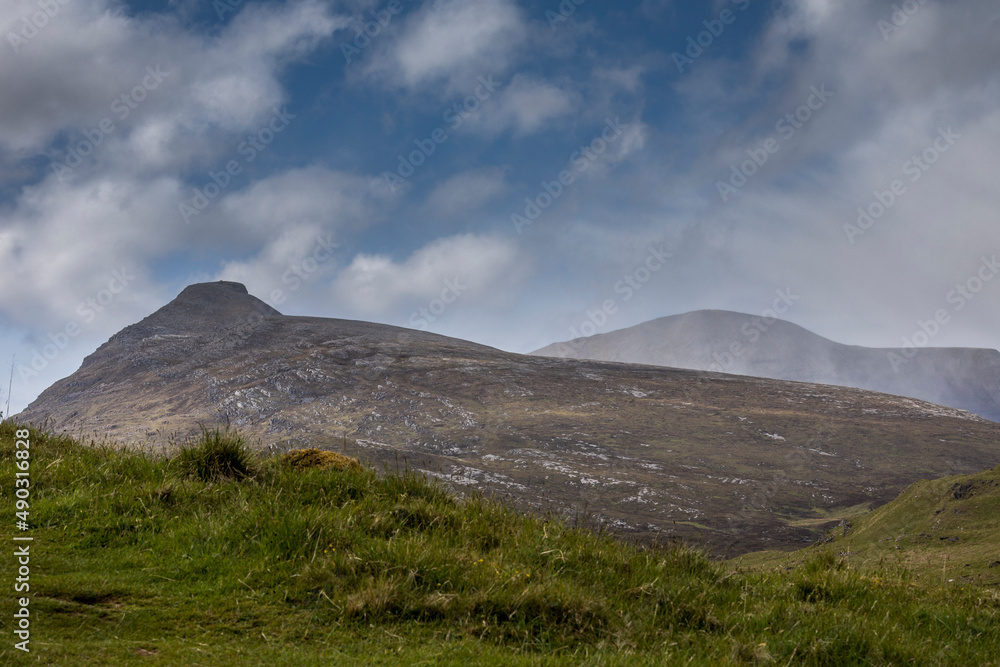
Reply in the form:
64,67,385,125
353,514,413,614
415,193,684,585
119,280,281,335
15,284,1000,555
532,309,1000,422
155,280,281,321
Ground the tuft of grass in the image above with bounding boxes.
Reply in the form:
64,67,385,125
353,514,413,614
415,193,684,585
175,425,256,482
281,447,363,472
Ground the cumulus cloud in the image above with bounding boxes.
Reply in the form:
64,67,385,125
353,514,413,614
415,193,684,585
0,174,183,329
362,0,526,93
0,0,345,164
459,75,580,136
330,234,524,316
214,166,384,241
210,167,390,302
216,222,340,306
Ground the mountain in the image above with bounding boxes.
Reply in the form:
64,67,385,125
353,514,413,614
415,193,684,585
532,309,1000,422
16,283,1000,556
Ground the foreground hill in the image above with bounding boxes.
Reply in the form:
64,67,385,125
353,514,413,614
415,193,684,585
2,423,998,666
740,462,1000,587
16,282,1000,555
532,309,1000,422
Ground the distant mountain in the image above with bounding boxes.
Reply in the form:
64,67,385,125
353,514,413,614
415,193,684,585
532,310,1000,422
16,284,1000,556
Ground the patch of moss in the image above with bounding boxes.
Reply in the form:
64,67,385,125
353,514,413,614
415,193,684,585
282,447,363,472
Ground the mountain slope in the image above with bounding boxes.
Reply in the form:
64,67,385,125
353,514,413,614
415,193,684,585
16,283,1000,556
738,462,1000,587
532,309,1000,422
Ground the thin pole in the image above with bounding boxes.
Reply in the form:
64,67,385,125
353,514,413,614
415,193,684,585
4,356,13,419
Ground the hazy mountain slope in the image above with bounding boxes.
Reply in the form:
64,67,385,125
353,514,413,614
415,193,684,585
532,310,1000,422
16,284,1000,556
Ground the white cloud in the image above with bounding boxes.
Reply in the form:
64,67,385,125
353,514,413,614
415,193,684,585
593,66,644,94
422,166,508,218
330,233,524,315
363,0,525,93
0,173,183,330
463,75,580,136
0,0,346,165
217,222,339,305
568,116,648,183
216,166,384,241
609,119,648,163
210,167,390,302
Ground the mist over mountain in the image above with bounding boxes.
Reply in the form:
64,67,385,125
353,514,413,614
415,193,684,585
16,283,1000,556
532,310,1000,423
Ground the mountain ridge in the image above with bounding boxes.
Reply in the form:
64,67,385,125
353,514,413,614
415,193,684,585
532,309,1000,422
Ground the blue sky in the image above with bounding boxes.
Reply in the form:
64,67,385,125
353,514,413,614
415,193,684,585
2,0,1000,414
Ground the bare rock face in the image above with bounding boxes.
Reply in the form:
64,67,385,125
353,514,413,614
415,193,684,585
533,309,1000,423
16,283,1000,556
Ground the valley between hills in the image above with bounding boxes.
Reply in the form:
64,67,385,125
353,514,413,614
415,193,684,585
17,281,1000,557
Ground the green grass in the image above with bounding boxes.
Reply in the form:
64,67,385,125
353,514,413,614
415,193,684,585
175,426,257,482
738,462,1000,587
2,423,1000,665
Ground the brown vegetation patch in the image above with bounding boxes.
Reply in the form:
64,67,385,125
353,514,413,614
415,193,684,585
282,448,363,472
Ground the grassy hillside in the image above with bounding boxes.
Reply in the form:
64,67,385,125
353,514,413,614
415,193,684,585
2,423,1000,665
738,463,1000,587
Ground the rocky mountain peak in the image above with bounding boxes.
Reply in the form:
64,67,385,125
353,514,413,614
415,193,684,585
125,281,282,337
62,282,283,379
163,280,280,319
180,280,250,296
